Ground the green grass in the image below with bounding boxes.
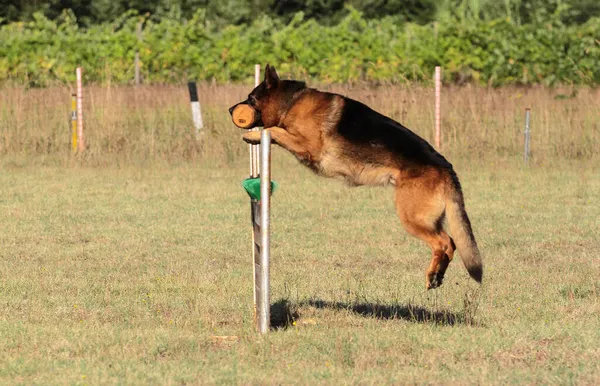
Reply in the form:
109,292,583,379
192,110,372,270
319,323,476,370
0,151,598,384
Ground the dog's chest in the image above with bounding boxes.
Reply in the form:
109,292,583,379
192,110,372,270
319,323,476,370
317,151,397,187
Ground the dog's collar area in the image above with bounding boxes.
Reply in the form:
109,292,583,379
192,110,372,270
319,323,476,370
278,89,308,127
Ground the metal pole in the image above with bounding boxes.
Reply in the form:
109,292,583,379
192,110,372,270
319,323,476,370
524,108,531,163
249,64,262,332
250,64,261,177
434,66,441,149
251,198,260,328
257,129,271,334
76,67,85,152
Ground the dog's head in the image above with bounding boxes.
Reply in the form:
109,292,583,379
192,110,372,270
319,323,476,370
228,64,307,129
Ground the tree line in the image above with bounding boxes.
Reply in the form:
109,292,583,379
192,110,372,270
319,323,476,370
1,0,598,27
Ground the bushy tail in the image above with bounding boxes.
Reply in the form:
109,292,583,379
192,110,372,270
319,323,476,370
445,185,483,283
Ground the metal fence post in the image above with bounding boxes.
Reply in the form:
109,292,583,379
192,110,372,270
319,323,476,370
434,66,441,149
524,108,531,163
257,129,271,334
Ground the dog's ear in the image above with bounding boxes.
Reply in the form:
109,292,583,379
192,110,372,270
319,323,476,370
264,64,280,89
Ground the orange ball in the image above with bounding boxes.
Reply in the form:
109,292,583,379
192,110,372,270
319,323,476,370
231,104,257,129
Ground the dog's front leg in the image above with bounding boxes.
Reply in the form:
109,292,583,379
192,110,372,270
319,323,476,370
242,127,293,145
243,127,312,160
242,130,262,144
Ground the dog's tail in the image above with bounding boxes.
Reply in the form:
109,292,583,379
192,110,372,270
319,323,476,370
445,174,483,283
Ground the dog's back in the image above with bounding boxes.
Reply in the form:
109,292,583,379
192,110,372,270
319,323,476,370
334,95,454,173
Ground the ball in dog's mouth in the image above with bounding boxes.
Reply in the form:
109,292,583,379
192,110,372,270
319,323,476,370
231,104,258,129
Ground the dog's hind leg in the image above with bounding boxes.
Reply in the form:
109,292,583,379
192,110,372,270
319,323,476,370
394,173,455,289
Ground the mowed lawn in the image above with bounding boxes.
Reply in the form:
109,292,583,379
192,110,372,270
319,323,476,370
0,152,598,384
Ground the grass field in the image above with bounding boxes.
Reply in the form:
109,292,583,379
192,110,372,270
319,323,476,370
0,83,599,384
1,153,599,384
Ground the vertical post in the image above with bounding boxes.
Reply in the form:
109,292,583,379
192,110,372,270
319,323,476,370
434,66,441,150
134,22,142,86
524,108,531,163
255,64,261,88
70,94,77,152
76,67,85,152
248,64,268,334
251,196,260,329
250,64,263,332
187,82,204,138
257,129,271,334
250,64,261,176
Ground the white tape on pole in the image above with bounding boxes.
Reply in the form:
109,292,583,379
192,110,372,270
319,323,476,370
191,101,204,134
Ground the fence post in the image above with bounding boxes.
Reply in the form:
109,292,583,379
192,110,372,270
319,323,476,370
434,66,441,149
250,64,262,332
251,64,261,176
524,108,531,163
76,67,85,152
187,82,204,138
70,94,77,152
257,129,271,334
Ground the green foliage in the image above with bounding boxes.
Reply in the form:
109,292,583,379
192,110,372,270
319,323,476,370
2,0,598,26
1,8,599,86
436,0,600,25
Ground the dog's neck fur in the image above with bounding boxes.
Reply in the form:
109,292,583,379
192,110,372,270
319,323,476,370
277,81,308,126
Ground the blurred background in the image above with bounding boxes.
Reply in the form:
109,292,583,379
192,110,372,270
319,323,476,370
1,0,599,86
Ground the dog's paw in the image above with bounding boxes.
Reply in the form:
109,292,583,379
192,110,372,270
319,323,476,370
242,131,261,144
426,272,441,290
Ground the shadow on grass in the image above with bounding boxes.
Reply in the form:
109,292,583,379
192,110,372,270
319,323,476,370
269,298,478,329
303,299,467,326
270,299,299,330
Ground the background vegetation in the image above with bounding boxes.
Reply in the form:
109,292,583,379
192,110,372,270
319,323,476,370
1,0,599,86
1,84,597,164
3,0,600,27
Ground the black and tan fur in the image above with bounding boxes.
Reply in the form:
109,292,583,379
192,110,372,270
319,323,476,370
229,65,482,289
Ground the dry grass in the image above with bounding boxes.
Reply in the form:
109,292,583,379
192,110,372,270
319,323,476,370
0,157,598,384
0,83,598,166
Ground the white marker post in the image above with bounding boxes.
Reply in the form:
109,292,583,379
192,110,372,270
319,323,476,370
76,67,85,152
434,66,441,149
187,82,204,138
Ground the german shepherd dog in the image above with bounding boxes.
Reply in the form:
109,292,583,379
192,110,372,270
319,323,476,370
229,65,482,289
